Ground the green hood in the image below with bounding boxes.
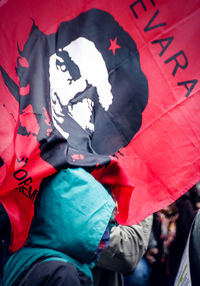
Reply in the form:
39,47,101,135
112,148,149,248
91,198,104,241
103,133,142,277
27,167,115,263
3,168,114,286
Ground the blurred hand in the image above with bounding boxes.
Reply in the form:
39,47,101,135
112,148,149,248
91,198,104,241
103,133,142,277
145,248,158,264
196,202,200,209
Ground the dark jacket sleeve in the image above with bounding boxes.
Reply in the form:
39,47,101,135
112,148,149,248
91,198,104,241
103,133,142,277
96,215,153,273
189,210,200,286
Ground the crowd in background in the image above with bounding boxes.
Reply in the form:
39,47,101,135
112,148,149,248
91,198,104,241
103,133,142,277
124,182,200,286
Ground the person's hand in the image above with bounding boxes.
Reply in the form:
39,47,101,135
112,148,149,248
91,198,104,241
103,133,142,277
195,202,200,209
145,248,158,264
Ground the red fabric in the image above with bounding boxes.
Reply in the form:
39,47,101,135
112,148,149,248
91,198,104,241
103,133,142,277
0,0,200,252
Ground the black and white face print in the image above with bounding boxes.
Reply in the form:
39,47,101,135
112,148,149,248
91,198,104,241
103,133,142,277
49,37,113,139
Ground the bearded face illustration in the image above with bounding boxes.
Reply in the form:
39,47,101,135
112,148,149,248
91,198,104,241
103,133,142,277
49,37,113,139
1,8,148,169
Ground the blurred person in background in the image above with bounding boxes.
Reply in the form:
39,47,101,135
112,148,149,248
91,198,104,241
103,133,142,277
123,229,158,286
148,204,179,286
165,185,199,285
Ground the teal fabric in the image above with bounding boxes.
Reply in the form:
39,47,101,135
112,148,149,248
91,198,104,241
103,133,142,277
3,168,115,285
3,247,92,286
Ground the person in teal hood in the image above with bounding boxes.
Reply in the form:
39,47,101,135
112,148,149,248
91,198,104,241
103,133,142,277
2,168,115,286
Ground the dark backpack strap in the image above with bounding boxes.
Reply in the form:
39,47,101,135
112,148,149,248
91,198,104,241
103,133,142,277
11,256,50,286
11,258,92,286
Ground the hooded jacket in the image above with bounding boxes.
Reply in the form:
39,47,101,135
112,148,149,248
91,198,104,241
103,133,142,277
3,168,115,286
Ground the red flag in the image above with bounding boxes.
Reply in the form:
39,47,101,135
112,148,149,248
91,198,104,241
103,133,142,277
0,0,200,252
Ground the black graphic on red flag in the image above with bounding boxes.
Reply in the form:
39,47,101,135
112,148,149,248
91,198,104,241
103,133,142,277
0,7,148,251
0,0,200,252
1,9,148,168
